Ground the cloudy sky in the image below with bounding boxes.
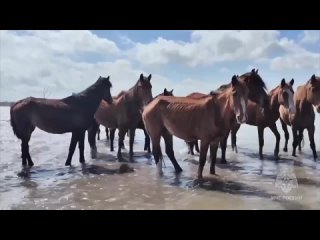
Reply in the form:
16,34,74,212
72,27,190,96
0,30,319,101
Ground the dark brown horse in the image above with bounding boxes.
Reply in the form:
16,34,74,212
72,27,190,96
88,74,153,161
115,88,174,153
143,75,249,179
10,76,113,167
230,78,296,160
279,74,320,160
187,69,269,160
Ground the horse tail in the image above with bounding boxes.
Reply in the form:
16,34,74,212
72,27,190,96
10,101,23,139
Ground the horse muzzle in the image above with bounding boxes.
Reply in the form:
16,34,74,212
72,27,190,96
316,105,320,113
236,114,248,124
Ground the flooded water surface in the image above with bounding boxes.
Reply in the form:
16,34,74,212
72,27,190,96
1,106,320,209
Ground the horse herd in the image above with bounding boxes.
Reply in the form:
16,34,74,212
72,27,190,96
10,70,320,179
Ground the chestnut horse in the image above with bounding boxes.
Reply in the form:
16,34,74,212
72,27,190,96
230,78,296,160
88,74,153,161
10,76,113,167
143,75,249,179
187,69,269,160
279,74,320,160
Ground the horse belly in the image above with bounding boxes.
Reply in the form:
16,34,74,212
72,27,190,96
162,118,199,141
32,111,88,134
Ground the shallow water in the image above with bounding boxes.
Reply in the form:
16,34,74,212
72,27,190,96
1,106,320,210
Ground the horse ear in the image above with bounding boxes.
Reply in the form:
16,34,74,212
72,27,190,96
255,69,259,74
231,75,238,86
310,74,316,84
251,68,255,73
170,89,174,93
290,78,294,86
281,78,286,88
147,74,152,82
164,88,167,93
139,73,144,81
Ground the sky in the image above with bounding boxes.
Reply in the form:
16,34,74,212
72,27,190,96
0,30,319,101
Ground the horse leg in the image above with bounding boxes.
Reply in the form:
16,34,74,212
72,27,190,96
292,127,299,157
88,121,99,159
162,130,183,173
117,128,127,161
110,128,116,152
65,132,79,166
150,134,163,176
280,118,289,152
298,129,303,152
209,142,219,175
220,130,230,164
97,126,100,140
78,130,86,164
231,124,240,153
187,141,195,155
269,123,280,160
307,125,317,160
197,140,210,179
21,140,28,167
258,126,265,160
106,127,109,141
143,126,151,153
129,128,136,161
195,140,200,153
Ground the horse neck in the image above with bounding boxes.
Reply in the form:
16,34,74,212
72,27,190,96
296,85,313,112
124,85,143,109
268,88,281,118
214,89,234,123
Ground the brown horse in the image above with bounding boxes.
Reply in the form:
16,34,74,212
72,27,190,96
279,74,320,160
142,75,249,179
10,76,113,167
187,69,269,159
230,78,296,160
88,74,153,161
115,88,174,153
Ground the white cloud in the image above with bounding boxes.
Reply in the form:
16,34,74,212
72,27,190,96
0,30,215,101
270,52,320,71
300,30,320,44
128,30,285,67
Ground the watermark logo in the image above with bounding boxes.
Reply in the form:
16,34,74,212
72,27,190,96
272,167,302,201
275,167,298,194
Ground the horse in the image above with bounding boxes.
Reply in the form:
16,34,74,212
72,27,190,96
186,69,269,160
279,74,320,160
88,73,153,161
142,75,249,179
10,76,113,167
230,78,296,160
114,88,174,153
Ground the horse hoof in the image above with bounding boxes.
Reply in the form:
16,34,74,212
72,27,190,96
197,175,203,180
220,160,227,164
283,148,288,152
292,153,296,157
210,169,215,175
90,152,97,159
259,156,264,160
65,162,71,166
175,168,183,174
80,159,85,164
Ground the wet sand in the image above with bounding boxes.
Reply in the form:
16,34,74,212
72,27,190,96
1,106,320,209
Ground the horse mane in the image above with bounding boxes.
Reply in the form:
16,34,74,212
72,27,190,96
239,71,267,90
62,77,111,104
114,90,127,99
